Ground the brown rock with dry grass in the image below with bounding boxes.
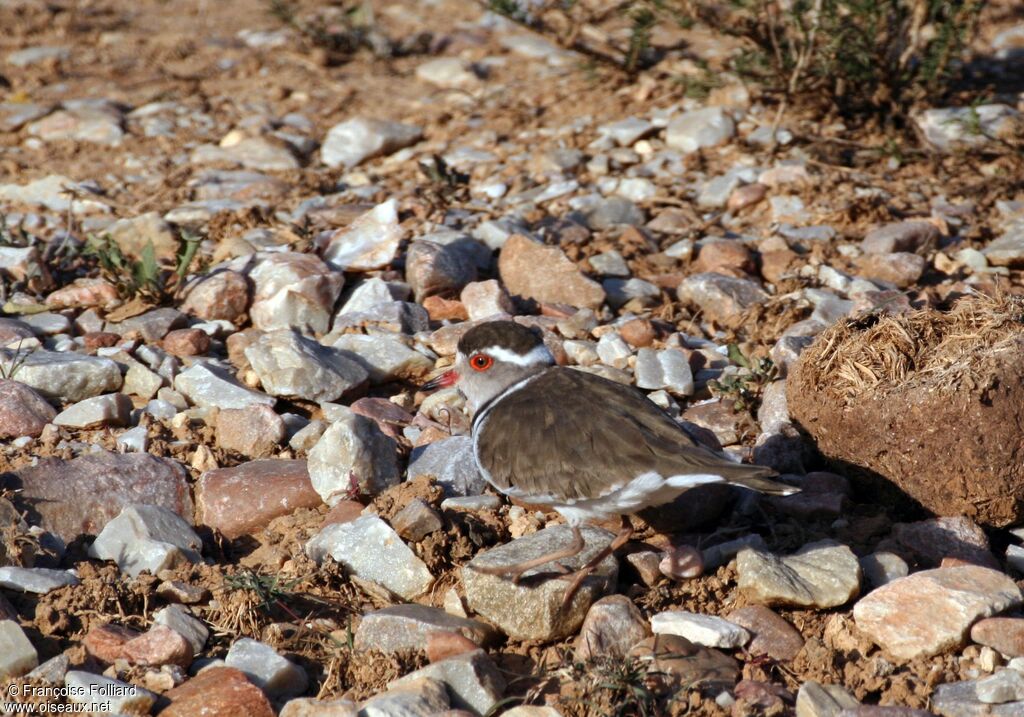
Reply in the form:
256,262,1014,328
788,295,1024,527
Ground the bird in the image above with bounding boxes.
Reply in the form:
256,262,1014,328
421,320,796,604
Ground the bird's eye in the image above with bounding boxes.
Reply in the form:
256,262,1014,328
470,354,493,371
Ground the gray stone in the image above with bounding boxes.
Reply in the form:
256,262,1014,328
916,104,1022,153
174,363,276,410
463,525,618,641
191,137,300,171
461,280,514,321
0,102,51,132
154,605,208,656
391,499,444,542
583,196,644,229
106,212,179,261
862,221,940,255
0,620,38,680
7,45,69,66
596,332,632,369
354,605,494,653
635,348,694,396
0,174,109,214
224,638,308,698
289,419,327,453
331,301,429,336
666,107,736,153
1,350,121,402
932,679,1024,717
407,436,486,497
859,552,909,589
441,495,501,512
307,407,400,502
28,102,124,145
53,393,132,429
977,670,1024,704
88,504,201,578
336,277,408,316
321,118,422,169
405,239,478,302
983,228,1024,268
588,250,630,278
597,117,655,146
359,678,449,716
0,567,78,593
27,654,69,683
603,277,660,309
737,540,861,609
650,611,750,649
321,199,402,272
64,671,156,713
388,649,505,716
244,329,368,402
307,515,433,600
124,360,165,399
796,681,860,717
327,334,433,384
574,594,650,661
677,273,768,325
416,57,479,88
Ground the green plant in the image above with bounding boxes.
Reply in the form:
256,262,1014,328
709,344,777,413
556,652,665,717
0,339,35,381
85,231,201,304
224,569,301,613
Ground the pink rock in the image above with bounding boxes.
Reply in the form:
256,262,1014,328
726,605,805,661
426,631,481,663
0,379,56,438
214,405,286,459
575,595,651,661
84,623,139,663
180,269,251,323
162,328,212,357
322,500,364,526
123,625,194,668
855,252,927,288
659,545,704,580
693,240,755,276
460,280,514,321
161,667,274,717
970,616,1024,657
46,278,120,310
498,234,605,310
0,318,34,345
727,183,767,211
196,459,322,538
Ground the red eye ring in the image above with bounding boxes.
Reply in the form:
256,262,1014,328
470,354,493,371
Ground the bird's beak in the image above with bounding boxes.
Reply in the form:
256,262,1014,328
421,368,458,392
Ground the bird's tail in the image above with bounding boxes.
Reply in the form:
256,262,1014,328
719,463,799,496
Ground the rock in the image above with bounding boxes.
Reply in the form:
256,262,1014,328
244,329,367,402
161,666,274,717
0,174,109,214
28,102,124,145
603,277,660,309
122,624,193,667
388,649,505,716
110,307,187,342
215,405,286,458
417,57,479,88
853,566,1023,661
307,515,433,600
462,525,618,641
354,605,495,653
52,392,132,429
27,654,69,684
597,117,655,146
0,350,121,402
499,234,605,310
628,634,739,692
327,333,433,384
796,681,860,717
175,363,275,410
0,620,38,680
916,104,1022,153
931,679,1024,717
406,240,478,303
407,437,485,497
321,118,422,169
677,273,768,326
983,228,1024,268
596,332,632,368
88,504,201,578
726,605,805,661
64,671,156,713
736,540,861,609
650,611,750,649
891,517,996,568
196,459,322,538
191,136,300,171
308,408,400,503
694,240,755,275
154,604,208,656
162,328,211,357
0,379,55,438
859,552,909,589
459,280,514,321
666,107,736,153
48,279,120,311
238,251,344,335
360,678,450,716
0,102,51,132
10,452,192,542
972,617,1024,658
975,669,1024,704
180,269,251,323
280,696,358,717
574,595,650,661
659,545,703,580
392,498,444,542
862,221,940,255
583,197,644,229
0,567,78,593
225,638,308,698
855,252,926,288
106,211,179,260
635,348,694,396
84,622,137,663
728,183,767,211
321,199,403,272
332,300,429,336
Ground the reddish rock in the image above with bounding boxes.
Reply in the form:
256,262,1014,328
659,545,703,580
82,332,122,350
350,397,415,439
0,318,35,345
322,500,364,526
162,328,212,357
214,405,286,459
8,451,192,542
760,249,800,284
726,605,805,661
855,252,927,288
422,295,469,321
46,278,120,310
161,666,274,717
180,269,251,323
84,623,139,663
628,634,739,691
498,234,605,310
575,595,651,661
0,379,56,438
619,318,656,348
123,624,193,667
727,183,767,211
694,240,755,276
460,280,514,321
426,631,481,663
196,459,322,539
970,617,1024,657
891,517,997,569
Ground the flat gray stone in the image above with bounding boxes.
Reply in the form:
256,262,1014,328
0,567,78,593
933,679,1024,717
225,637,308,699
388,649,505,716
244,329,368,402
737,540,861,609
0,620,38,680
407,436,486,497
327,333,433,384
53,393,132,429
977,670,1024,704
88,504,201,578
174,363,276,410
64,671,156,713
796,681,859,717
1,350,121,402
666,107,736,153
354,605,495,653
677,272,768,325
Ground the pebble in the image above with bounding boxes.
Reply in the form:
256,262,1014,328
154,605,208,656
106,211,179,260
160,666,273,717
628,634,739,692
916,104,1022,152
862,220,940,255
0,174,109,214
596,332,632,368
972,618,1024,658
64,671,156,713
2,349,121,402
406,239,479,303
635,347,694,396
603,277,660,309
976,669,1024,704
307,407,400,502
460,280,514,321
354,605,495,653
796,680,860,717
859,552,909,589
307,515,433,600
0,379,56,438
174,362,275,410
320,199,403,272
462,525,618,641
392,498,444,541
659,544,704,580
28,102,124,145
932,678,1024,717
123,624,194,668
240,251,344,335
597,117,654,146
327,333,434,384
225,638,308,698
360,678,450,715
574,595,651,661
191,136,299,171
726,605,805,661
650,611,750,649
855,252,926,288
179,269,251,323
416,57,479,88
88,504,201,578
7,45,69,66
498,234,605,309
736,540,861,609
244,329,368,402
162,328,211,357
677,272,768,325
982,228,1024,268
388,649,505,716
53,392,132,429
891,516,997,568
0,620,38,680
582,196,644,229
853,566,1023,661
214,404,285,458
321,118,423,169
110,307,187,342
666,107,736,153
196,459,322,538
0,567,78,593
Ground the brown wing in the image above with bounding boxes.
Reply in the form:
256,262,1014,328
474,368,790,502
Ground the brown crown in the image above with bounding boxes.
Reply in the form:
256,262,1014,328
458,320,543,356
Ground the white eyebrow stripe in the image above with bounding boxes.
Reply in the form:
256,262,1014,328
476,344,554,367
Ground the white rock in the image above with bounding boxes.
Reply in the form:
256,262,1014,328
326,333,433,384
65,671,157,713
116,426,149,453
976,669,1024,704
225,637,308,698
597,117,654,147
244,329,368,402
1,350,121,402
650,611,750,649
307,407,400,502
596,332,632,369
235,251,344,335
0,621,38,680
916,104,1022,153
0,567,78,593
320,199,403,272
53,393,132,429
635,348,694,396
321,118,422,169
88,504,201,578
307,515,433,600
174,363,275,410
0,174,109,214
666,107,736,153
407,436,486,497
416,57,479,88
337,277,407,315
154,605,208,656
